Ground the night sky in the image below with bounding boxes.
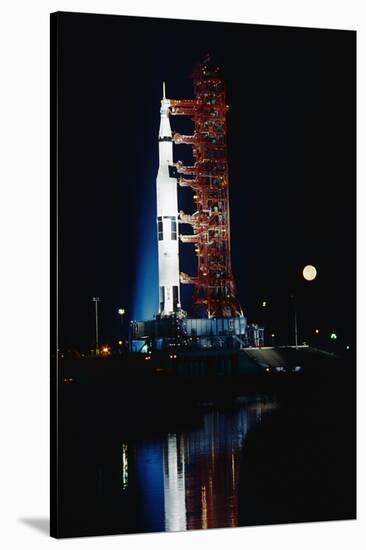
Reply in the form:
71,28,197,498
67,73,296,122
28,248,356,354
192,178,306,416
55,12,355,351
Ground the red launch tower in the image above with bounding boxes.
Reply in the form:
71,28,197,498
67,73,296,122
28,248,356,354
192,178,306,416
170,56,244,319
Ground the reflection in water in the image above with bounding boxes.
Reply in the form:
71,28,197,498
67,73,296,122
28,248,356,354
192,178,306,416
135,441,165,532
134,397,275,532
163,434,187,531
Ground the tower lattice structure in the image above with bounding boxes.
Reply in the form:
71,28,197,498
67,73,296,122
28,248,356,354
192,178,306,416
170,57,244,319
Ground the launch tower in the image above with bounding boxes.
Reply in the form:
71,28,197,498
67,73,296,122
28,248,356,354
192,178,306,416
171,56,243,319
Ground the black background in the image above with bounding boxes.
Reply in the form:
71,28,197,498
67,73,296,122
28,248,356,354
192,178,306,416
56,12,356,351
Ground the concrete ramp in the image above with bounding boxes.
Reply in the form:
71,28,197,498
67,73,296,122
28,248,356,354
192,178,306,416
245,348,289,369
242,346,339,372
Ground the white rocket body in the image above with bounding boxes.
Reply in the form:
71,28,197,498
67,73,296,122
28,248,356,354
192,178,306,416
156,84,181,317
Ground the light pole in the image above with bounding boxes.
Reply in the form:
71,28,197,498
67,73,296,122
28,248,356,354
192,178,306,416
290,294,298,348
261,299,269,345
93,297,100,355
294,308,298,348
118,308,125,342
291,265,317,348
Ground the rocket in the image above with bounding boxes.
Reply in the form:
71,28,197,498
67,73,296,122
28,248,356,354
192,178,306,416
156,83,181,317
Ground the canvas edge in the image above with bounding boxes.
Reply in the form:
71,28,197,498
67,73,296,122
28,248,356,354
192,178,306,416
50,10,60,540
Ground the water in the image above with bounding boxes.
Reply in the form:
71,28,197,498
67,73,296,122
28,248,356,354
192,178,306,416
58,371,355,537
112,397,276,533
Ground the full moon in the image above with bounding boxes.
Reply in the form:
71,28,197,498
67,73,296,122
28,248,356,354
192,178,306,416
302,264,317,281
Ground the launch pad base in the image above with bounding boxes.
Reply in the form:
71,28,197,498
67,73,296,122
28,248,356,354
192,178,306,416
130,317,264,352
